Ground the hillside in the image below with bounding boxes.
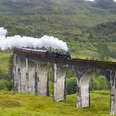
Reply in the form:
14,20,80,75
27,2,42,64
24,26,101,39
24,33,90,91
0,90,111,116
0,1,115,115
0,0,115,73
0,0,116,35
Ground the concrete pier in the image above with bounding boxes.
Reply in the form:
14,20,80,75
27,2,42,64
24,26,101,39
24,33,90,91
13,54,21,92
27,62,35,94
53,64,66,102
110,71,116,115
36,64,49,96
77,72,93,108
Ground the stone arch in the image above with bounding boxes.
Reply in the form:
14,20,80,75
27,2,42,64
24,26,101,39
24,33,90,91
68,65,93,108
77,70,110,108
70,65,112,114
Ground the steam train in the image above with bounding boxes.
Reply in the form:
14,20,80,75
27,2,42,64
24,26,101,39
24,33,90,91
15,48,72,60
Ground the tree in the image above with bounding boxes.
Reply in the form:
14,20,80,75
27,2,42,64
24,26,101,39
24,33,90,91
66,77,77,94
95,41,111,61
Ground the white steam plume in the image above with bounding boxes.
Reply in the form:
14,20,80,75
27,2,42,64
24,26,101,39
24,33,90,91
0,27,68,51
0,27,7,38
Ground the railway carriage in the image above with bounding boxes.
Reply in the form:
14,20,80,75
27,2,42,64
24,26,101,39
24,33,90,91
14,48,72,60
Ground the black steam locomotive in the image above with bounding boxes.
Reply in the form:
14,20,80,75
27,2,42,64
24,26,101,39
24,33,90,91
46,50,72,60
15,48,72,60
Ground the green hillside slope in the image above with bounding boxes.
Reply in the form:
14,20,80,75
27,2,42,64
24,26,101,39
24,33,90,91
0,0,116,35
0,0,116,78
0,0,115,59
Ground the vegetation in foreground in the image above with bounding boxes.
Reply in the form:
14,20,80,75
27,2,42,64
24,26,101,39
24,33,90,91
0,90,112,116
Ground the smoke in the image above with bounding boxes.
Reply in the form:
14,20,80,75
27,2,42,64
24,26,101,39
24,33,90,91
0,27,7,38
0,27,68,51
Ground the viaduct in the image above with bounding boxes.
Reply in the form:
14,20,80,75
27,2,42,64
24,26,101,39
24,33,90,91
12,48,116,115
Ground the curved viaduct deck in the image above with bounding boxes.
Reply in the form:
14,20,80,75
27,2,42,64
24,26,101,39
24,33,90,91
13,48,116,115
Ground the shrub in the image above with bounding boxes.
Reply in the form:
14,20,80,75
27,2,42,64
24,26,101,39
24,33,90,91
0,80,13,90
90,75,109,90
66,77,77,94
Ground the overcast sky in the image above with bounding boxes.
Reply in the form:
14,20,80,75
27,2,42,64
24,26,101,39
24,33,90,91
85,0,95,1
84,0,116,2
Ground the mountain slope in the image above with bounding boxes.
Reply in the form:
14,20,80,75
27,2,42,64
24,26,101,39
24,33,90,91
0,0,116,26
0,0,116,59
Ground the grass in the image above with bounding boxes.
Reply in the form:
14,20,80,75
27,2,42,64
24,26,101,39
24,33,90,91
0,52,12,72
0,90,114,116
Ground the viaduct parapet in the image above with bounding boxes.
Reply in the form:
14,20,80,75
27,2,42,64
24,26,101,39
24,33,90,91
12,48,116,115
